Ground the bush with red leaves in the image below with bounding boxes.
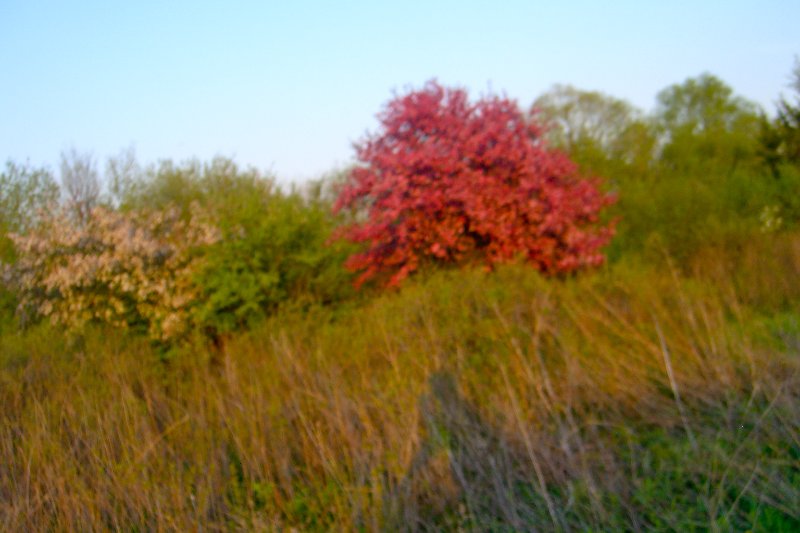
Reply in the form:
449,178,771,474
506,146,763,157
334,81,615,287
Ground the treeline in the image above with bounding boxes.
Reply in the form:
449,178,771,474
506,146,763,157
534,70,800,262
1,66,799,346
0,156,356,344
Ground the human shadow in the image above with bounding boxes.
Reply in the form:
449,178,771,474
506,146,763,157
384,371,547,532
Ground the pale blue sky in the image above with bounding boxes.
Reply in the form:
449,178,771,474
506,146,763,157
1,1,798,183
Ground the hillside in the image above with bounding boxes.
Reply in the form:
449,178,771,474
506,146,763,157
2,234,798,531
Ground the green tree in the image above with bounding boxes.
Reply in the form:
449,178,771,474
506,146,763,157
762,59,800,171
655,73,761,177
193,186,354,336
0,161,59,237
116,157,243,213
776,60,800,161
106,146,144,207
533,84,656,181
757,60,800,227
117,157,354,338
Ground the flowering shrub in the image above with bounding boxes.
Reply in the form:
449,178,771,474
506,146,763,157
4,203,218,342
334,81,616,287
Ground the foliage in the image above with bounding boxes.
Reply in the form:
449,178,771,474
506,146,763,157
0,161,60,237
605,166,800,264
0,156,355,343
0,161,60,328
533,84,657,181
775,60,800,163
335,81,616,287
528,74,795,264
761,59,800,176
105,146,143,207
3,204,218,342
655,73,762,177
116,156,252,214
59,148,101,224
1,234,798,530
116,157,355,337
191,181,355,336
1,70,800,530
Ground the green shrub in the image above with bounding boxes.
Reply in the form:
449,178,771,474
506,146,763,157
116,156,356,339
191,184,355,336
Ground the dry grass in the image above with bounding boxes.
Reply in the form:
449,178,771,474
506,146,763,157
1,233,799,531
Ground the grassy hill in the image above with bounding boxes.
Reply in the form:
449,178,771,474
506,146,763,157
3,70,800,531
2,233,798,531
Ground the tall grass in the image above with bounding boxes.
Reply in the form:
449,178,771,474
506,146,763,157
1,234,799,531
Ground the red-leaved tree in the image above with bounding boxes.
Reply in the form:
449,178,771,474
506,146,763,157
334,81,616,287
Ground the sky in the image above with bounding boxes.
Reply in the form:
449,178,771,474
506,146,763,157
1,1,798,184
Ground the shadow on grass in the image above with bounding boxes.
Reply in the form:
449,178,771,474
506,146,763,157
386,371,555,531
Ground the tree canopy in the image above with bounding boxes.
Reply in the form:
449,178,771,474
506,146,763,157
335,81,615,287
655,73,761,176
533,85,656,181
